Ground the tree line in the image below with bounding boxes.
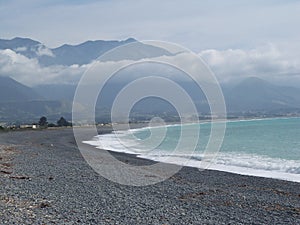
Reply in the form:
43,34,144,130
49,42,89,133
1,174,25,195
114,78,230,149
38,116,72,128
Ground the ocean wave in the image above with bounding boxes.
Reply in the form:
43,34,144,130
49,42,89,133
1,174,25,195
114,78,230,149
138,152,300,182
83,118,300,183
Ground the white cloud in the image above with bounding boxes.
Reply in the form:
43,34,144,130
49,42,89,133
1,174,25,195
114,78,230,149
199,44,300,85
1,42,300,87
35,44,54,57
0,49,87,86
14,46,27,52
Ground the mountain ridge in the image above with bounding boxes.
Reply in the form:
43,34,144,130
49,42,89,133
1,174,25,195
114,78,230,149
0,37,171,66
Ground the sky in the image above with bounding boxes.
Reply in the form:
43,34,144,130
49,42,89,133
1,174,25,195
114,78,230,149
1,0,300,50
0,0,300,86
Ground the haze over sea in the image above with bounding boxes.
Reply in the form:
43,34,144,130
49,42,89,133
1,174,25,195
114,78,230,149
85,117,300,183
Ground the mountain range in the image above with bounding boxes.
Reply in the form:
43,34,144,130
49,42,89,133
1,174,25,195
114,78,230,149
1,37,300,123
0,37,171,66
1,75,300,123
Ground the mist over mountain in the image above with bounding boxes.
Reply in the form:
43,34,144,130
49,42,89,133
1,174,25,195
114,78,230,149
2,75,300,123
33,76,300,120
33,84,77,101
0,37,43,59
224,77,300,112
1,37,300,123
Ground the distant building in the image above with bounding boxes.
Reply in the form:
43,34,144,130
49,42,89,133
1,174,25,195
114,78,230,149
20,124,33,129
20,124,40,129
0,122,6,127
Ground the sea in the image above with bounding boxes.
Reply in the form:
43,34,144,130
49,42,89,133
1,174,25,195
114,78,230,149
84,117,300,183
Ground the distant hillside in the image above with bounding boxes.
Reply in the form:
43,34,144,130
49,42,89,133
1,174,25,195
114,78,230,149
0,77,71,122
33,84,77,101
1,75,300,122
34,77,300,118
224,77,300,112
0,76,42,102
0,100,71,123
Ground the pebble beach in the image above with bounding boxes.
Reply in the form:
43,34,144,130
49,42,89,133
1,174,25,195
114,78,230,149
1,128,300,224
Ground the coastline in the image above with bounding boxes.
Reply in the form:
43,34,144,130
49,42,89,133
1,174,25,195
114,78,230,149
89,118,300,184
0,128,300,224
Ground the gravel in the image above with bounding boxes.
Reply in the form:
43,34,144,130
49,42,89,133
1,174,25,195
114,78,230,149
0,128,299,224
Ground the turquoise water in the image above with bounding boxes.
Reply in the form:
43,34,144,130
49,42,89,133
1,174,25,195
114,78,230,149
86,117,300,182
221,118,300,160
133,118,300,159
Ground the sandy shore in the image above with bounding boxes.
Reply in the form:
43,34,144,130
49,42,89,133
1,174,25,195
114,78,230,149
0,128,299,224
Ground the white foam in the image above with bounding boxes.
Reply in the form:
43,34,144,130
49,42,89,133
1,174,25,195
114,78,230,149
83,121,300,183
138,152,300,183
209,164,300,183
83,130,148,154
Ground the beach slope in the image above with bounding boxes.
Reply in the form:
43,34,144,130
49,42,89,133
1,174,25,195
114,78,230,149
0,129,299,224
